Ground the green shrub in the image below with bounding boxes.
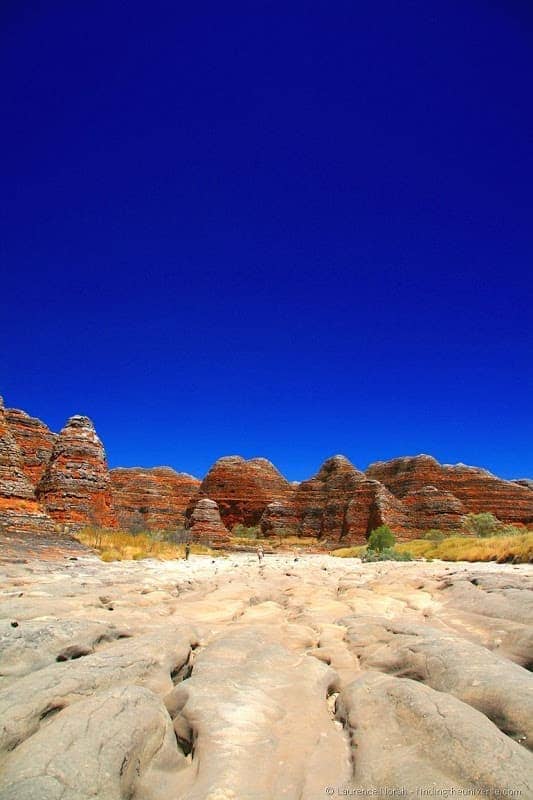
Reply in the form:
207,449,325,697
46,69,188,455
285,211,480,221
362,547,413,562
367,525,396,552
461,512,502,538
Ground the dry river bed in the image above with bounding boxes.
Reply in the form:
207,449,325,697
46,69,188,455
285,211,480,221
0,552,532,800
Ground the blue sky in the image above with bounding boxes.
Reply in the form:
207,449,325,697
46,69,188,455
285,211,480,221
1,1,532,480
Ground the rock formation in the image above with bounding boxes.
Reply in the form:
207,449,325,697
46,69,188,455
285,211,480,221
401,485,466,531
5,407,57,485
111,467,200,532
0,397,57,534
258,456,411,546
259,500,300,538
344,478,409,543
290,455,365,540
367,454,533,527
37,415,117,529
191,456,293,529
187,498,230,547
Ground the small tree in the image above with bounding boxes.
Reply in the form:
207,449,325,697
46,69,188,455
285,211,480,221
461,512,501,538
367,525,395,552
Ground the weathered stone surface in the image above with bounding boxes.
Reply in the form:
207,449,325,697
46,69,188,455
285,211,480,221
0,618,129,683
111,467,200,531
192,456,293,529
336,671,533,795
0,685,185,800
0,529,90,563
168,629,350,799
0,627,196,753
514,478,533,492
4,408,57,486
0,551,532,798
367,454,533,526
0,398,57,535
37,415,117,529
342,616,533,748
187,498,230,547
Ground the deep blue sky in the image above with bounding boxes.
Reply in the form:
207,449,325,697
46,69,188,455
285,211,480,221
1,1,532,480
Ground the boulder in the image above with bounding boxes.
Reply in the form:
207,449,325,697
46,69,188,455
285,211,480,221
187,498,230,548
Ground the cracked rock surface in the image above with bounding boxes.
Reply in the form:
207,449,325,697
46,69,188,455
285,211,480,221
0,553,532,799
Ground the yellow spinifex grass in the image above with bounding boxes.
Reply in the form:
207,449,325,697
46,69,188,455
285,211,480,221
331,531,533,563
229,535,318,549
74,527,215,562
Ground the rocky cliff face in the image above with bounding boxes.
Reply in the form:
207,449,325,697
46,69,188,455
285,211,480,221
290,455,366,542
192,456,293,529
0,397,57,534
367,455,533,527
110,467,200,531
5,408,57,485
37,416,117,529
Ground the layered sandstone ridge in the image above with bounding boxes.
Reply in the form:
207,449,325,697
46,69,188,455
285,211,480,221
0,397,57,534
111,467,200,531
37,415,117,529
0,395,532,540
190,455,293,529
5,407,57,485
367,454,533,527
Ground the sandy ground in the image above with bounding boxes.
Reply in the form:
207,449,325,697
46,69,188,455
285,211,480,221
0,551,532,799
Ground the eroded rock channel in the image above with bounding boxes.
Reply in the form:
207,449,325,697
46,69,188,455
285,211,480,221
0,553,532,799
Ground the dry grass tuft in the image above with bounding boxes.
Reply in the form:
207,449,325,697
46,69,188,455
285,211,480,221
74,527,215,561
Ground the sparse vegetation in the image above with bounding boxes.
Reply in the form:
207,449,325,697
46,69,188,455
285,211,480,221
332,529,533,563
362,547,413,562
395,530,533,563
461,512,502,538
367,525,395,552
232,524,262,539
273,526,299,546
74,527,214,561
